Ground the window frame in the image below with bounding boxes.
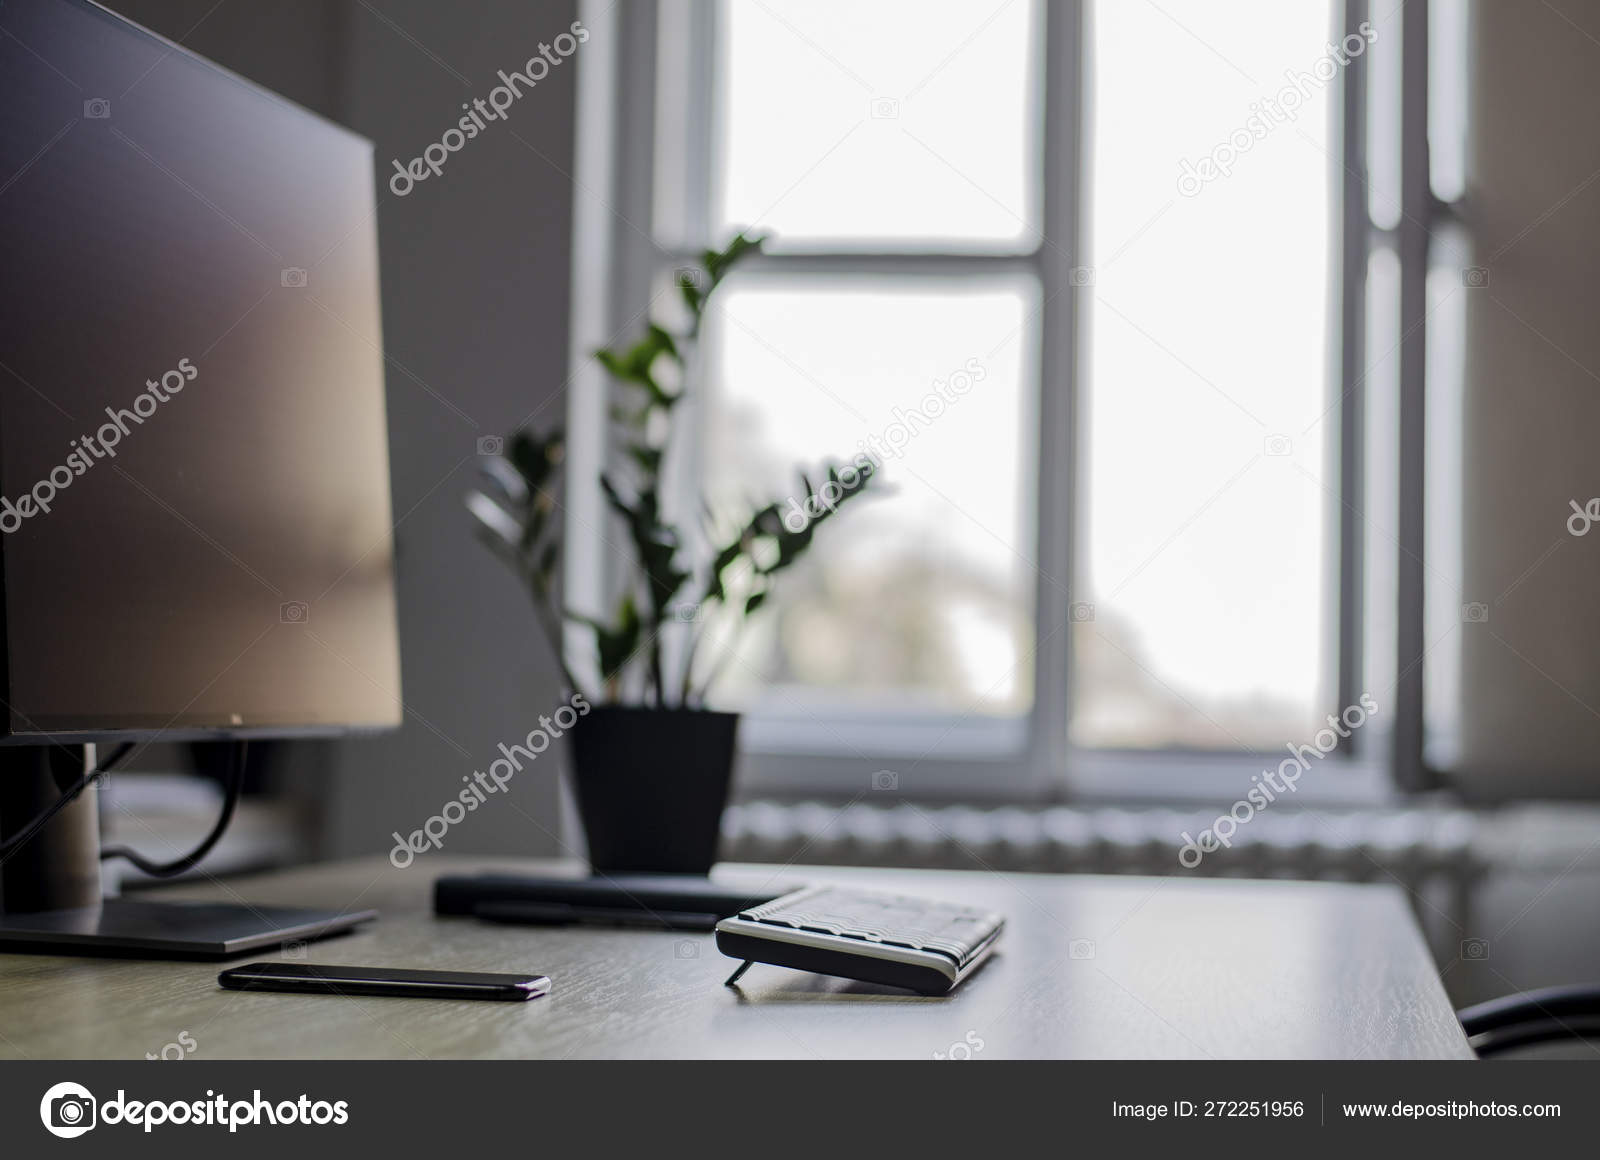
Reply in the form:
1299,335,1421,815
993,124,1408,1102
567,0,1412,805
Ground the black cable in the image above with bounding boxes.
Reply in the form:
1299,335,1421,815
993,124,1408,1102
1468,1017,1600,1058
1457,983,1600,1058
0,742,134,856
1458,983,1600,1036
100,740,246,878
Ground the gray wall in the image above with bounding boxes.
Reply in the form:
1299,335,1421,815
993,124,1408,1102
107,0,581,858
1455,0,1600,798
107,0,348,118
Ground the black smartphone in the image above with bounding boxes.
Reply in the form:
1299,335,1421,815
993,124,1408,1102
217,962,550,1001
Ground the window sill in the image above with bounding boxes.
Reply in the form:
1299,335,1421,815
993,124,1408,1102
734,724,1396,807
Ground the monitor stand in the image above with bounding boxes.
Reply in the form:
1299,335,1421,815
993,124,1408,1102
0,745,375,959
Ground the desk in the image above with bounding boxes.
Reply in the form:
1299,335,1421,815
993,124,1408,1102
0,857,1473,1059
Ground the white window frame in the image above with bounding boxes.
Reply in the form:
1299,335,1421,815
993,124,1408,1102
566,0,1412,806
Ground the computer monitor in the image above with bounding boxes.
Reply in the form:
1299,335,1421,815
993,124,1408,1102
0,0,401,955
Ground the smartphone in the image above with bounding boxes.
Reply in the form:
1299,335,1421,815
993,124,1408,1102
218,962,550,1001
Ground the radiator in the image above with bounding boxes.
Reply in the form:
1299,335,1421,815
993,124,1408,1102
723,800,1483,883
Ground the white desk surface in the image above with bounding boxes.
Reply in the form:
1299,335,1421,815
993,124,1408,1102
0,856,1473,1059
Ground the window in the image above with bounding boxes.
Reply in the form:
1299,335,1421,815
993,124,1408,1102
713,0,1040,249
570,0,1441,801
682,0,1045,732
1078,2,1334,750
701,278,1039,720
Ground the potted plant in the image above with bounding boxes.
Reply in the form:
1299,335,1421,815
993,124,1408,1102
466,233,876,874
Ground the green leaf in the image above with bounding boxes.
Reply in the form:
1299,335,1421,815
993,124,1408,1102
575,595,642,684
507,428,562,492
677,272,703,316
600,476,690,619
702,231,767,287
626,443,663,476
648,323,681,365
598,474,633,522
595,348,633,379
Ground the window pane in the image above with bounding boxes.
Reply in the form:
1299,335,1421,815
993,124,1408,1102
714,0,1038,248
1362,247,1401,749
1428,0,1469,203
1074,0,1336,749
1424,227,1468,769
1366,0,1404,228
698,277,1037,714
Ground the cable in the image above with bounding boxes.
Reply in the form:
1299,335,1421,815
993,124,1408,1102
1457,983,1600,1058
100,740,246,878
1468,1018,1600,1058
0,742,134,856
1458,983,1600,1036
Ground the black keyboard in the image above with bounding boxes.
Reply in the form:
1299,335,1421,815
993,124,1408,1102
715,885,1004,995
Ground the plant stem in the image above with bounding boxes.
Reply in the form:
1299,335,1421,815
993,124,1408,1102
692,618,745,706
678,618,703,705
529,584,583,698
653,639,667,707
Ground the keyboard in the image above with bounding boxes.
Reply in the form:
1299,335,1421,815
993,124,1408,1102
714,884,1004,995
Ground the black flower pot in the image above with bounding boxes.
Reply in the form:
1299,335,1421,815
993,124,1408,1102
568,706,740,875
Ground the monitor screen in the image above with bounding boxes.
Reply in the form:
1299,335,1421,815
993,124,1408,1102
0,0,401,738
